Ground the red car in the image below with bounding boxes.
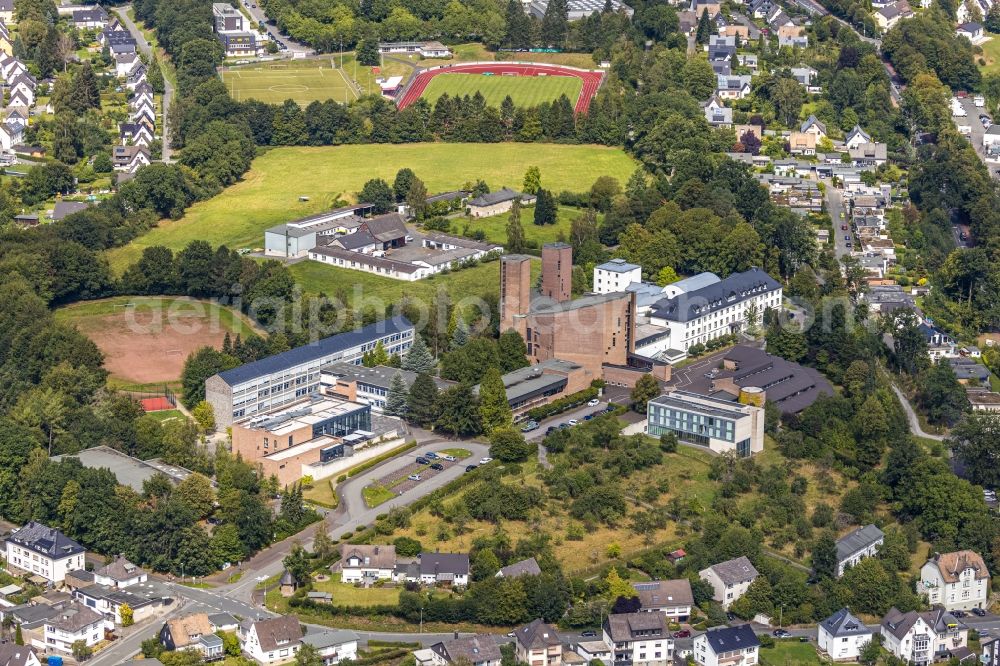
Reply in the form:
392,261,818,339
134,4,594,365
673,630,691,638
841,224,848,230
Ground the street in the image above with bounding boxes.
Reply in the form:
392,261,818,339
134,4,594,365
822,179,850,260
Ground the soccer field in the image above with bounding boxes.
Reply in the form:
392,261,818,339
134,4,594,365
221,59,360,105
419,72,583,107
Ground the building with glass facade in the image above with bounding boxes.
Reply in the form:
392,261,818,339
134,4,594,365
646,390,764,456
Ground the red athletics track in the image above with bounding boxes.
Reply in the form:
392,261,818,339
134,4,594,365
396,62,604,114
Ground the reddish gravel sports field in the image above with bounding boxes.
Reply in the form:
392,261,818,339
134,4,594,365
397,62,604,114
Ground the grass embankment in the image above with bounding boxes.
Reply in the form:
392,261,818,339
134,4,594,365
105,143,637,272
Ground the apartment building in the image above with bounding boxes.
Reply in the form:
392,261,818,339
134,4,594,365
694,625,760,666
514,619,562,666
4,522,85,584
603,612,672,666
916,551,990,611
646,389,765,457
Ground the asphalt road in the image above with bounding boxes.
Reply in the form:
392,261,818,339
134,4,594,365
522,389,631,443
221,437,489,603
241,0,310,53
822,179,850,260
118,5,174,162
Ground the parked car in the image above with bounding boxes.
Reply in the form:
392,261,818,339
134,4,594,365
973,608,988,617
673,630,691,638
604,405,616,414
584,414,595,421
442,454,456,462
587,398,600,407
952,610,967,618
408,474,421,481
415,457,429,465
521,421,539,432
465,465,478,472
479,457,493,465
844,234,851,241
425,452,438,459
773,629,791,638
546,426,557,435
568,419,579,425
841,224,848,230
430,463,444,471
581,630,597,638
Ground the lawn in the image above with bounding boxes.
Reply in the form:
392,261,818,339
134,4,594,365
464,205,596,246
287,257,539,310
760,640,822,666
303,478,338,509
105,143,636,273
435,448,472,458
420,72,583,107
146,409,185,423
979,35,1000,74
363,484,397,508
220,55,413,106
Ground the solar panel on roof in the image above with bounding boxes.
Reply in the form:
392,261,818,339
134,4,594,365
633,582,660,591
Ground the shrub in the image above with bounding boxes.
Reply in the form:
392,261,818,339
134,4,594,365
340,531,353,539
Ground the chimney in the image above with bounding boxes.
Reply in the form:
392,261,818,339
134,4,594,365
454,632,459,639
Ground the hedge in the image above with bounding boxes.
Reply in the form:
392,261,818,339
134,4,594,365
347,441,418,478
526,386,599,422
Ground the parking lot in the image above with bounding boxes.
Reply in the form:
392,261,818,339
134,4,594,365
366,448,486,497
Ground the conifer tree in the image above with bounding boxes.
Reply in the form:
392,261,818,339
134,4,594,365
385,372,409,417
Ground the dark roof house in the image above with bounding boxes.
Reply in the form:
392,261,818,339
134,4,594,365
431,635,502,666
497,558,542,579
702,625,761,654
6,522,85,560
514,618,561,651
820,608,873,638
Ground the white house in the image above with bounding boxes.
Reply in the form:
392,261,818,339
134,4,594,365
818,608,875,661
0,121,22,150
43,603,106,654
5,521,86,584
93,556,148,588
835,524,884,577
302,629,359,666
957,21,985,43
699,556,759,609
881,608,968,666
419,552,469,587
845,125,872,149
632,579,694,622
603,612,672,666
800,114,827,139
594,258,642,295
694,625,760,666
916,551,990,611
338,545,396,583
240,615,303,666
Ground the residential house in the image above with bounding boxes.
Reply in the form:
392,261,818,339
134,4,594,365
947,357,991,384
703,96,733,127
160,613,217,652
875,4,902,30
115,52,141,78
301,629,359,666
693,625,760,666
818,608,875,661
419,552,469,587
339,545,396,583
779,34,810,48
513,619,562,666
574,641,612,666
113,145,150,173
983,636,1000,666
0,0,13,24
800,115,827,139
120,122,153,147
716,74,752,100
791,66,818,87
209,613,240,633
73,6,109,30
74,584,161,625
8,89,31,109
789,131,817,155
748,0,774,18
880,608,968,666
5,106,25,132
497,558,542,579
604,612,672,666
93,556,147,588
919,323,957,360
632,579,694,621
4,521,86,584
957,21,984,42
849,143,888,168
0,644,40,666
43,603,106,654
984,125,1000,148
916,551,990,611
835,525,884,577
0,22,12,56
240,615,303,666
845,125,872,149
430,635,502,666
699,556,759,609
466,188,535,217
0,121,22,150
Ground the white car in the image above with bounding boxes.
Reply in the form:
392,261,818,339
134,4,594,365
442,454,456,462
408,474,421,481
479,457,493,465
587,398,600,407
568,419,579,426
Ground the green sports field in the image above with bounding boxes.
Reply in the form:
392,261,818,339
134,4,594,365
105,143,637,272
419,72,583,107
221,59,360,105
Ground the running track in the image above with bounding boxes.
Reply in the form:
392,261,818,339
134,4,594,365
396,62,604,114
